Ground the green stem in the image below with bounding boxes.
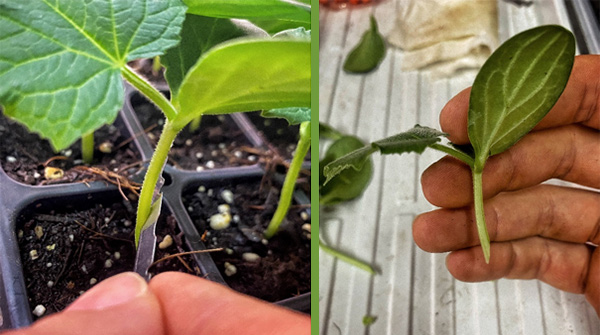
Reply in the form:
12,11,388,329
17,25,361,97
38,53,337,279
430,143,474,167
472,167,491,263
122,65,177,121
319,240,376,274
152,55,162,75
135,120,181,246
264,121,311,239
81,132,94,164
189,116,202,132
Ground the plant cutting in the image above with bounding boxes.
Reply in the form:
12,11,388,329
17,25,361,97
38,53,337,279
324,25,575,263
0,0,310,252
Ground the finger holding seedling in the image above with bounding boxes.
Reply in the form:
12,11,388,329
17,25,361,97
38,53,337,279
415,54,600,316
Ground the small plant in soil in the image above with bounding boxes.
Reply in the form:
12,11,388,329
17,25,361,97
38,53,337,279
323,25,575,263
0,0,311,248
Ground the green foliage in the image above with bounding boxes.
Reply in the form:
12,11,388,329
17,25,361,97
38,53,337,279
162,15,250,97
325,25,575,263
320,135,373,205
0,0,186,151
183,0,310,23
468,25,575,166
363,315,377,326
343,16,386,74
261,107,310,125
323,125,446,184
171,39,310,129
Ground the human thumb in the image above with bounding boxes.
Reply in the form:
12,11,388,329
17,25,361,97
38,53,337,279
4,272,164,335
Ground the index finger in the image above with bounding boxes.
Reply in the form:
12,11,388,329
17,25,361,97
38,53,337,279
441,54,600,145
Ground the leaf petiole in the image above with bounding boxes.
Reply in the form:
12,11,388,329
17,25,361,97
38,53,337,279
319,240,377,275
429,143,474,167
81,132,94,164
471,167,490,263
122,65,178,121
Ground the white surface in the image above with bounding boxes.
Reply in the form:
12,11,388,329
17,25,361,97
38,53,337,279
319,1,600,334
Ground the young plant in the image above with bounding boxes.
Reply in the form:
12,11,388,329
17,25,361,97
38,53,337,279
324,25,575,263
261,108,311,239
0,1,310,248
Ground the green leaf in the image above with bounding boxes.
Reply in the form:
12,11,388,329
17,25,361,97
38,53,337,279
323,125,445,184
251,19,310,34
273,27,311,40
183,0,310,23
0,0,186,150
319,122,343,140
343,15,386,74
363,315,377,326
172,39,310,129
261,107,310,125
162,14,249,98
320,135,373,206
468,25,575,164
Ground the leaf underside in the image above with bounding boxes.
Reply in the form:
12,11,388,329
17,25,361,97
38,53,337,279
323,125,445,184
0,0,186,150
261,107,311,125
468,25,575,161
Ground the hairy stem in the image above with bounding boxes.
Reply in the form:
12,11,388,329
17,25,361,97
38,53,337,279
319,240,376,274
472,167,491,263
264,121,311,239
122,65,177,121
135,120,181,246
81,132,94,164
430,143,474,167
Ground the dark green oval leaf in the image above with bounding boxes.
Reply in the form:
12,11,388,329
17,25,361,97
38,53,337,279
0,0,186,150
320,135,373,205
343,15,386,74
468,25,575,162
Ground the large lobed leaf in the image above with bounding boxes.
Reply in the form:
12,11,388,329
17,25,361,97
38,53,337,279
468,25,575,163
172,39,310,129
323,125,445,184
0,0,186,150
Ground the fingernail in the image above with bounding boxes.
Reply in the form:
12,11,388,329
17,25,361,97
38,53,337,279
66,272,147,311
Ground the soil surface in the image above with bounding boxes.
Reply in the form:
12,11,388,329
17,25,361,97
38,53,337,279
17,193,196,320
183,177,311,302
0,114,142,186
131,93,260,170
246,112,305,162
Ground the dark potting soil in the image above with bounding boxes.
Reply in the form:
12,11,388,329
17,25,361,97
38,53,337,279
246,111,310,162
0,114,142,186
17,194,196,320
183,178,311,302
131,93,260,171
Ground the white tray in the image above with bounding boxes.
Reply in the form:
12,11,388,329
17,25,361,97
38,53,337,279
319,1,600,334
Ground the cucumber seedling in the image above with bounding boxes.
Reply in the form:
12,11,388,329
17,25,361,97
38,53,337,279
324,25,575,263
0,0,311,247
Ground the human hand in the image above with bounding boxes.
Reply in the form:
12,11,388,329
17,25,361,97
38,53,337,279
413,54,600,315
4,272,309,335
